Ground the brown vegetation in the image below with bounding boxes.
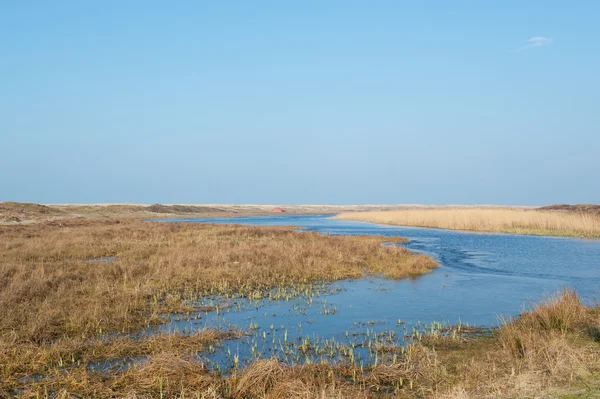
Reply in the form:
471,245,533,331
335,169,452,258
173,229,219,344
538,204,600,217
146,204,227,214
8,290,600,398
0,202,342,224
0,218,434,341
226,291,600,398
8,202,527,225
2,215,598,398
0,217,436,395
0,202,257,224
336,208,600,238
0,202,66,222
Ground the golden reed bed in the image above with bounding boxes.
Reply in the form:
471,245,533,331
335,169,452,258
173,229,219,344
336,208,600,238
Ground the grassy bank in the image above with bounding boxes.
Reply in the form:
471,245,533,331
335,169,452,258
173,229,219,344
226,290,600,398
336,208,600,238
0,218,437,395
6,289,600,398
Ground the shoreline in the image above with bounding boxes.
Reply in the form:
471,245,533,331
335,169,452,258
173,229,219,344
335,209,600,239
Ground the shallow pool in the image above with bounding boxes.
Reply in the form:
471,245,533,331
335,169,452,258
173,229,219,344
153,214,600,369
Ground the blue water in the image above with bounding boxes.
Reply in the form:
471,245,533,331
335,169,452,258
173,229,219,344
153,214,600,369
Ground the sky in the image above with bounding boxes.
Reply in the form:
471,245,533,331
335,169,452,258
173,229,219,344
1,1,599,205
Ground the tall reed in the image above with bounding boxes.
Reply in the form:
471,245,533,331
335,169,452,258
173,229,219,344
336,208,600,238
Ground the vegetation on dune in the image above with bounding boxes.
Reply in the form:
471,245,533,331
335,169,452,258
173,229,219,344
0,201,334,223
0,202,210,223
146,204,227,214
63,203,229,217
0,202,66,223
538,204,600,217
336,207,600,238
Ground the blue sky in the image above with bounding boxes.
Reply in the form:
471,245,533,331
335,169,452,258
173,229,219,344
1,1,598,205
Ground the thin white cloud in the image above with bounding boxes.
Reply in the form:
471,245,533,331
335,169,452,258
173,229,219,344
515,36,553,52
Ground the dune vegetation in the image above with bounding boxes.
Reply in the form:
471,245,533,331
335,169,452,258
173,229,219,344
336,207,600,238
0,202,234,223
1,201,430,224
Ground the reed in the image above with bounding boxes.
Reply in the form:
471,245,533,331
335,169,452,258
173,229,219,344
336,207,600,238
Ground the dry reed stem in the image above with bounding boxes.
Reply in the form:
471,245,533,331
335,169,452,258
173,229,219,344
336,208,600,238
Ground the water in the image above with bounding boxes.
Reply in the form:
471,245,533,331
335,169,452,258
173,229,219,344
152,214,600,370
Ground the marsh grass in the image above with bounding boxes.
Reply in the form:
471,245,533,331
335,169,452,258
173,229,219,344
3,218,599,398
365,290,600,398
0,218,436,395
0,219,435,341
336,208,600,238
10,288,600,398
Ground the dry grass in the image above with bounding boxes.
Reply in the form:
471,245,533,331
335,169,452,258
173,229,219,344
446,290,600,398
0,218,435,342
0,217,437,394
336,208,600,238
365,290,600,398
0,201,299,224
19,290,600,398
228,360,366,399
3,216,599,398
6,272,600,398
539,204,600,217
0,202,66,223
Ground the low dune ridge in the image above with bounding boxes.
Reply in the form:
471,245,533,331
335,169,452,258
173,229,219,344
0,202,66,222
538,204,600,217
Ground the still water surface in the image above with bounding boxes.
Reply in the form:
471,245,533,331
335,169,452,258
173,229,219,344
153,215,600,369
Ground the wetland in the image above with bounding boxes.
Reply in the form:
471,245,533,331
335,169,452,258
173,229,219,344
2,214,600,398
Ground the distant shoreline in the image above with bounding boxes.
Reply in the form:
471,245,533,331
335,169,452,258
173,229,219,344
335,207,600,239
